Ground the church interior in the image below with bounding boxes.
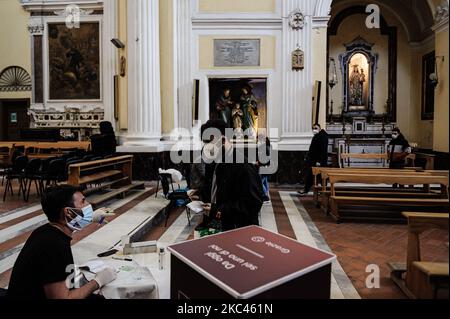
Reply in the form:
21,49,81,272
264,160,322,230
0,0,448,301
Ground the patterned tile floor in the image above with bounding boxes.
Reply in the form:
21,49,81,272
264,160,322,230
0,182,448,299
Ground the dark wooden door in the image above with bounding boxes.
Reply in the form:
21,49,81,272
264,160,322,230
0,99,30,141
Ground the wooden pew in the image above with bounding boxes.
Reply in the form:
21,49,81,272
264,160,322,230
317,167,448,190
312,167,447,207
35,141,91,154
340,153,388,168
0,141,91,157
321,189,443,216
389,212,449,299
67,155,144,208
327,173,449,223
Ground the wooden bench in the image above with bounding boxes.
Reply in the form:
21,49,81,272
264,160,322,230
340,153,389,168
320,189,443,216
67,155,144,208
329,196,449,223
389,212,449,299
327,173,449,223
33,141,91,155
311,167,447,206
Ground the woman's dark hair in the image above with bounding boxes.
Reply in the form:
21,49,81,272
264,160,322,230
201,120,227,142
41,185,79,223
100,121,115,136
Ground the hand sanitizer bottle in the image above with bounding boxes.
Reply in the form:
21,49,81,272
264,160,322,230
158,247,165,270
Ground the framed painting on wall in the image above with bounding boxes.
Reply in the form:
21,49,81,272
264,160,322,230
47,22,101,100
208,78,267,141
421,51,435,120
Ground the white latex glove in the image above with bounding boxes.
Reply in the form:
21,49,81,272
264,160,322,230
93,267,117,288
93,209,115,223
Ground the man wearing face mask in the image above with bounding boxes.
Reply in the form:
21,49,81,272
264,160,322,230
388,128,412,169
8,185,117,299
300,124,329,196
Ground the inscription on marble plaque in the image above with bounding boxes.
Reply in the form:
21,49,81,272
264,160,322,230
214,39,261,67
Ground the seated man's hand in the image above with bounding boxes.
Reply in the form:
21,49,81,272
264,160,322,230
93,208,115,223
93,267,117,289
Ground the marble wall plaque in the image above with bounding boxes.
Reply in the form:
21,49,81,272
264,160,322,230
214,39,261,67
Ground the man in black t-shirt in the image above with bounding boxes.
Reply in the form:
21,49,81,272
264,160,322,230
8,185,117,299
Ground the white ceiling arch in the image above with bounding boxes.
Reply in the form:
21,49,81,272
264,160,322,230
326,0,436,42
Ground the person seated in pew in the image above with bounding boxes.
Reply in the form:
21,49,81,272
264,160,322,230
7,185,117,299
90,121,117,158
300,124,329,196
388,128,412,170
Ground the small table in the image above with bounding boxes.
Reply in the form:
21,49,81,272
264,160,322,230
168,226,335,299
81,258,159,299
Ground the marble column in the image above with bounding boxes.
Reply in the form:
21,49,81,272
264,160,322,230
278,0,333,150
312,0,332,128
27,20,45,108
431,1,449,152
103,0,118,124
281,0,315,142
175,0,193,131
125,0,162,146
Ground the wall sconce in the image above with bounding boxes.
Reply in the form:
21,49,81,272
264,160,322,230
292,46,305,71
328,58,338,123
120,56,126,77
111,38,125,49
430,55,445,88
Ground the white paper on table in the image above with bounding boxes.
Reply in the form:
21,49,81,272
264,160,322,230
79,259,159,299
79,260,108,274
186,201,205,214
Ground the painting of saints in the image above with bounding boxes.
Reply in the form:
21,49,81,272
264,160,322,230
215,88,233,127
240,84,259,138
232,103,244,138
208,78,266,141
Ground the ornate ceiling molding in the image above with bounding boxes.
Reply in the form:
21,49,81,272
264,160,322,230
20,0,103,14
432,0,449,33
53,7,94,17
0,66,32,92
27,23,45,35
29,106,104,129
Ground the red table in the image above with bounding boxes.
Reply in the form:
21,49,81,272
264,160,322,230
168,226,336,299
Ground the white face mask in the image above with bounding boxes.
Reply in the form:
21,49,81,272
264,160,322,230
313,129,320,135
66,205,94,231
392,134,399,139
